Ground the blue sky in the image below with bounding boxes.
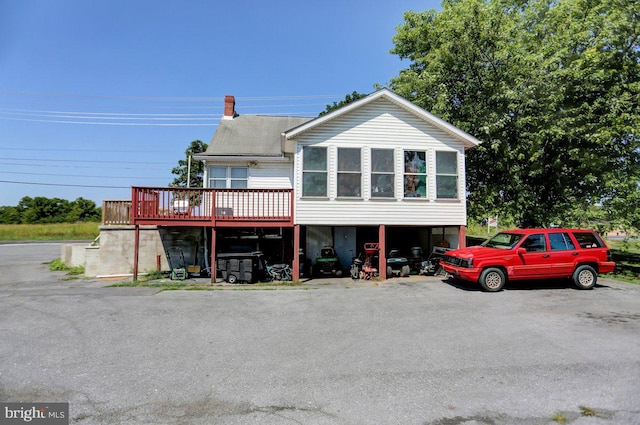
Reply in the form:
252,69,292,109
0,0,440,207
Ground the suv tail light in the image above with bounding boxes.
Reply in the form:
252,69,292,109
606,249,612,261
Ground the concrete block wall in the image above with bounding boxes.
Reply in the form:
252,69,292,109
61,243,87,268
82,225,207,278
84,225,168,277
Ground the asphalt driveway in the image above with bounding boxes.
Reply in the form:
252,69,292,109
1,242,639,424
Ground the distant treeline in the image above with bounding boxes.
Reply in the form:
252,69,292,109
0,196,102,224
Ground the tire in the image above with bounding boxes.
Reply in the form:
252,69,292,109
572,265,597,290
227,274,237,284
350,265,359,280
401,265,411,277
387,266,393,277
479,268,506,292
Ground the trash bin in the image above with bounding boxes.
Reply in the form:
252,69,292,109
216,251,266,283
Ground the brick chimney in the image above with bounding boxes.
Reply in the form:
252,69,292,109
223,95,236,119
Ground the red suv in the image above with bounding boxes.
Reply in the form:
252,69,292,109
441,228,616,292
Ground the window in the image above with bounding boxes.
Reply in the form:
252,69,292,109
573,232,604,249
520,234,547,252
436,151,458,199
337,148,361,197
302,147,327,197
208,166,247,188
549,233,576,251
404,151,426,198
371,149,394,198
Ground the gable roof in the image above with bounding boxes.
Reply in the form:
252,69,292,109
283,88,481,149
200,115,313,158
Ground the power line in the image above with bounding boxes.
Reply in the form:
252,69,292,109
0,108,220,117
1,157,174,165
0,89,342,102
0,171,167,180
0,179,129,189
0,162,170,170
0,147,174,153
0,117,218,126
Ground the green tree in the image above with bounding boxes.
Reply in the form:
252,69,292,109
390,0,639,230
67,197,101,222
170,140,208,188
0,206,21,224
17,196,71,224
319,91,368,116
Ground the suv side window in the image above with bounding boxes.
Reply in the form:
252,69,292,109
520,233,547,252
573,232,603,249
549,232,576,251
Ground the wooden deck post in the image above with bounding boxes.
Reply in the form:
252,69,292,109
210,227,216,283
378,224,386,280
458,225,466,248
292,225,300,281
133,224,140,281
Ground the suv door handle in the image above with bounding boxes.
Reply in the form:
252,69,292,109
542,254,550,258
572,252,579,256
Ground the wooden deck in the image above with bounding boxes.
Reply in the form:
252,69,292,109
105,187,294,227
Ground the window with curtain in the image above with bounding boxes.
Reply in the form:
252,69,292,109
404,151,426,198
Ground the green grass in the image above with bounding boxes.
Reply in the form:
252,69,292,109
49,258,85,280
551,413,569,423
604,239,640,284
0,222,100,241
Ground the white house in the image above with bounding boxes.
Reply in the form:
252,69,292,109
179,88,481,280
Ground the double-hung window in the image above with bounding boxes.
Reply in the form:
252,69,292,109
436,151,458,199
337,148,361,198
371,149,394,198
302,147,327,197
208,166,248,188
404,151,426,198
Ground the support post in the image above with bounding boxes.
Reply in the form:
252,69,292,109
378,224,387,280
292,225,300,281
210,227,217,283
133,224,140,281
458,225,466,249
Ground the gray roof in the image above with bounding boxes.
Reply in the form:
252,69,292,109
203,115,313,157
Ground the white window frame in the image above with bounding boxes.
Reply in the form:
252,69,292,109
370,148,395,198
435,151,458,199
337,147,362,198
207,166,248,189
302,146,328,197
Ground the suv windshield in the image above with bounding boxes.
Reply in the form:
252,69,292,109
482,232,525,249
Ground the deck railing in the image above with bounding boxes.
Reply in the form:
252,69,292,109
129,187,293,226
102,200,132,225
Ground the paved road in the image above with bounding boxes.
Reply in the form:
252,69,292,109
1,243,639,424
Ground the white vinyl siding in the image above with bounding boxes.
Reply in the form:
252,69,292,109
293,98,467,226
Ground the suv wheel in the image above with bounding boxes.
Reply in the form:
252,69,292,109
572,265,597,290
479,268,506,292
